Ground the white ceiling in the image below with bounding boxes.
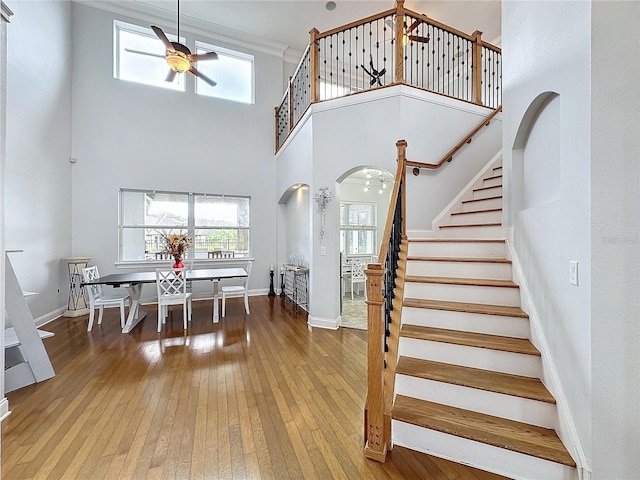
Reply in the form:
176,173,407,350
109,0,501,54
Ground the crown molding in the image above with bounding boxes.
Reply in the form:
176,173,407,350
1,1,13,22
73,0,290,59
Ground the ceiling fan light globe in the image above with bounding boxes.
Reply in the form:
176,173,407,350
166,52,191,73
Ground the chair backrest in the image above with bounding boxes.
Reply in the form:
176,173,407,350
210,250,235,258
83,266,103,299
350,258,366,279
156,268,187,298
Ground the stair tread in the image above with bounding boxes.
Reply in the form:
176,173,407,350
409,238,506,243
405,275,519,288
392,396,576,467
451,208,502,216
474,185,503,192
400,324,540,356
407,256,511,264
440,222,502,228
396,357,555,403
462,195,502,204
403,298,528,318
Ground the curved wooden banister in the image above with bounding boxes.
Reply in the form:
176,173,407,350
405,105,502,173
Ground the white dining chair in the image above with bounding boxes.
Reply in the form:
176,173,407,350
156,268,192,332
221,260,252,317
82,266,130,332
349,257,367,300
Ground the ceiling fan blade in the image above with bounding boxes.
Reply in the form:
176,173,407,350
189,66,217,87
151,26,175,52
406,19,422,34
125,48,165,59
165,70,177,83
189,51,218,62
379,68,387,76
408,35,430,43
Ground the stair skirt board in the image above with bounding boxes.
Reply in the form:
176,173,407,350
471,185,503,200
401,306,530,338
438,224,505,239
398,337,542,377
407,240,507,258
448,209,503,225
404,281,521,307
395,374,558,429
391,421,577,480
406,259,512,280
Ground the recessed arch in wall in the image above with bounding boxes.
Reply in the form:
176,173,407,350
512,91,561,212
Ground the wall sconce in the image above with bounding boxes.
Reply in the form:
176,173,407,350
314,186,334,241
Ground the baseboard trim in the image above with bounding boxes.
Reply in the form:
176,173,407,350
308,315,340,330
507,240,590,478
0,397,10,422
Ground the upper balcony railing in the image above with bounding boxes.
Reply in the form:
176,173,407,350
275,0,501,152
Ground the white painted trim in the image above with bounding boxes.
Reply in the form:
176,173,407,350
1,1,13,22
34,307,66,328
431,150,504,229
307,315,339,330
0,397,9,422
507,240,590,477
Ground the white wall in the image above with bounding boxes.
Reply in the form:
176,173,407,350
277,86,502,323
70,3,284,300
284,185,311,268
5,0,73,320
504,1,640,477
591,2,640,479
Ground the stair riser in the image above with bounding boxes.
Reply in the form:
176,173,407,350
482,176,503,188
461,197,502,212
398,337,542,377
449,209,503,225
401,307,530,338
408,241,506,258
406,260,512,280
404,282,521,307
438,224,504,239
472,186,502,200
392,421,577,480
395,374,558,429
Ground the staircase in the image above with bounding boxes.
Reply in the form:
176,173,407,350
391,162,577,479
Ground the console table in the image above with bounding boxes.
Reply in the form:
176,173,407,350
62,257,91,317
283,265,308,313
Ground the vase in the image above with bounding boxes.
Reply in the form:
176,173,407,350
173,256,184,269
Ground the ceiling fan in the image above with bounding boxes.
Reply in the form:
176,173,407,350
125,0,218,87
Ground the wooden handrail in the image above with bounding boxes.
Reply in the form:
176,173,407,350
406,105,502,172
377,140,407,265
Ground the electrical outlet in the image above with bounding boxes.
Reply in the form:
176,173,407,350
569,261,579,286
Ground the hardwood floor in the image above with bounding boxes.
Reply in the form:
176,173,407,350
2,296,510,479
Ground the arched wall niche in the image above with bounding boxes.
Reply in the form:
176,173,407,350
512,91,561,213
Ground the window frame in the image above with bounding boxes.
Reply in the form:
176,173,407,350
194,41,255,104
113,20,186,91
118,188,251,263
339,201,378,256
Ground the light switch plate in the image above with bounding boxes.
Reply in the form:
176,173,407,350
569,261,578,286
320,246,326,256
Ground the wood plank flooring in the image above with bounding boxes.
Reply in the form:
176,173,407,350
2,296,510,479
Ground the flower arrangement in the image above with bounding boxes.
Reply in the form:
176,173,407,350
160,230,192,262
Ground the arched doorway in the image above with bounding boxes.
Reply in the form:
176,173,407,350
337,167,393,329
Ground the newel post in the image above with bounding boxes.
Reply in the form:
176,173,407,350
394,0,405,83
363,263,387,462
309,28,320,104
471,30,483,105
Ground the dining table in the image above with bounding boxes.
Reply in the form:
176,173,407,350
82,267,248,333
